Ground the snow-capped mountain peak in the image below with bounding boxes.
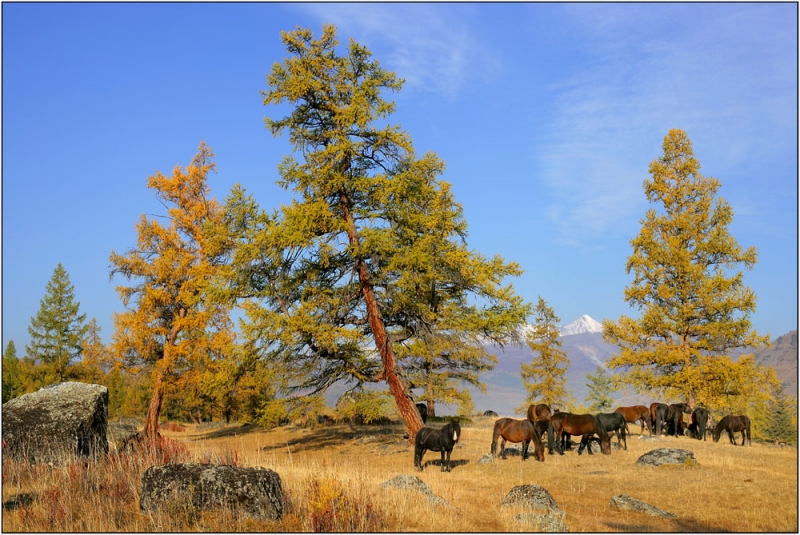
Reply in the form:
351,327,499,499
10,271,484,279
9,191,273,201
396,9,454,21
559,315,603,337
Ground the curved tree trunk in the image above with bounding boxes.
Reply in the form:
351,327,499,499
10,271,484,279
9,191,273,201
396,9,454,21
340,189,424,443
143,378,164,438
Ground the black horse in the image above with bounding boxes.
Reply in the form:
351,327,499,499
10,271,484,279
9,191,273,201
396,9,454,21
713,415,751,447
416,403,428,424
414,421,461,472
688,407,710,441
653,403,681,436
595,412,628,450
670,403,694,435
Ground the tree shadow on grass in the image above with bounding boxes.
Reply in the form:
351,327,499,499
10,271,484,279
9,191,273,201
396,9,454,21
257,424,408,453
187,423,262,440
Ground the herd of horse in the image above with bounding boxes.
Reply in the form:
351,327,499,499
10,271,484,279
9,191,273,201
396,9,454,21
412,401,753,472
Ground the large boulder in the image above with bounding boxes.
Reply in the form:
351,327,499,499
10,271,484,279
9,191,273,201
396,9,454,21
513,512,570,532
107,421,140,454
2,382,108,465
501,484,564,517
140,463,284,520
636,448,696,467
379,475,453,507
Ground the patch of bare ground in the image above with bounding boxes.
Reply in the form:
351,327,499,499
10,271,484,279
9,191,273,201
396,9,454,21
3,417,797,531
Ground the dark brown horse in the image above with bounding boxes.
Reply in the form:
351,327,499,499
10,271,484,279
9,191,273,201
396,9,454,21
491,418,544,461
526,404,554,451
526,403,552,422
713,415,751,446
615,405,652,435
549,413,611,455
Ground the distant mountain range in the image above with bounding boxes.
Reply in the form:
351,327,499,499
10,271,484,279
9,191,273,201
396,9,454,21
323,317,798,418
466,318,798,417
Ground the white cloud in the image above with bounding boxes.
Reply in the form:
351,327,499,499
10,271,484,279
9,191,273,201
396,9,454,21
293,4,498,99
532,3,796,249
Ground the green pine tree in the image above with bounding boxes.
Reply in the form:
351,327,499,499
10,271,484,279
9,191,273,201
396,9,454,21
764,388,797,445
26,263,89,383
2,341,25,402
585,365,615,411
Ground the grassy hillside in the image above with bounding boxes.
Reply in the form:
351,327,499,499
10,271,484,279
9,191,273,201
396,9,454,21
3,418,797,532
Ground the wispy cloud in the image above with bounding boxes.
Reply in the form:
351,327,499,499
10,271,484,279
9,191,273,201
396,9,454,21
533,3,796,249
293,4,497,99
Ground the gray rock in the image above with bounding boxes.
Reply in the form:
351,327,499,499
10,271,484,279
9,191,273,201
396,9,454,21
501,484,564,517
513,512,570,532
638,435,660,442
380,474,435,496
108,422,139,453
609,494,677,518
477,453,495,464
380,475,453,508
2,382,108,465
140,463,284,520
636,448,696,467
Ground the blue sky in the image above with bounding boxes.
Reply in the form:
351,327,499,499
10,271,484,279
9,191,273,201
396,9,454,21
3,3,797,355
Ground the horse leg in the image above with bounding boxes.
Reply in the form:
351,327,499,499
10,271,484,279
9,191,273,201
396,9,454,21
620,425,627,450
440,449,447,472
415,447,426,472
500,438,507,459
491,433,498,458
522,439,529,461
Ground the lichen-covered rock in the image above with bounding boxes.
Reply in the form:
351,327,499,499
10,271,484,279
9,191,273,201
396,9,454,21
513,512,570,532
380,475,453,508
501,484,564,517
477,453,494,464
2,382,108,465
108,422,139,453
140,463,284,520
609,494,677,517
636,448,696,467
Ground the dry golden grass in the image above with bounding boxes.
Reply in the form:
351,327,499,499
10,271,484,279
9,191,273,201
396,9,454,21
2,416,797,532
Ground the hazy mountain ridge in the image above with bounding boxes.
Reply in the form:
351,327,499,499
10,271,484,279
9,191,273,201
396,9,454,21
471,325,798,417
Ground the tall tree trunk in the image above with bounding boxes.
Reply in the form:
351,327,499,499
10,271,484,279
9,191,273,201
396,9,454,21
340,189,424,443
143,377,164,438
427,383,436,418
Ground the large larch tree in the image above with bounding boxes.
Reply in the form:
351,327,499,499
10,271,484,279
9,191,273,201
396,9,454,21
109,142,235,438
249,25,529,440
603,129,772,408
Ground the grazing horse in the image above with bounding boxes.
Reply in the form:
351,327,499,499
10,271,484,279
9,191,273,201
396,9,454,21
670,403,694,435
615,405,652,435
491,418,544,461
416,403,428,424
533,418,556,455
595,412,628,450
653,403,681,436
526,403,553,422
550,413,611,455
688,407,710,441
414,421,461,472
713,415,751,447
